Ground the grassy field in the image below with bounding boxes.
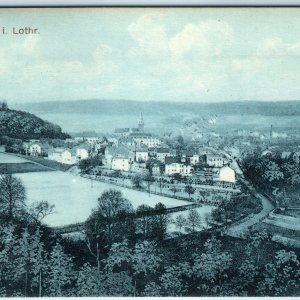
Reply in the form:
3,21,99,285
17,154,74,172
0,162,52,174
16,171,214,228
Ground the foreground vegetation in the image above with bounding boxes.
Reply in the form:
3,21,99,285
0,173,300,296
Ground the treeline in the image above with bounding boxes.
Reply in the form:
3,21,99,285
22,99,300,117
0,106,70,140
241,148,300,207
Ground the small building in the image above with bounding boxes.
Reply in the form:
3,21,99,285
190,154,200,165
48,148,76,165
156,147,171,163
112,157,130,172
165,157,193,176
131,133,161,148
206,154,227,168
219,166,236,183
135,146,149,162
28,142,47,157
76,144,90,161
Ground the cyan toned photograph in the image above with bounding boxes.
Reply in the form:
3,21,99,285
0,7,300,297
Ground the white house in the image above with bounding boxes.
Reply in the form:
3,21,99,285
131,133,161,148
165,163,193,176
190,154,200,165
76,144,90,161
29,143,43,156
219,166,236,183
165,157,193,176
112,157,130,171
48,148,76,165
156,147,171,163
152,163,161,175
104,144,133,167
135,147,149,162
206,154,227,168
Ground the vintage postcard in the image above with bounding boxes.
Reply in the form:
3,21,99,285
0,7,300,297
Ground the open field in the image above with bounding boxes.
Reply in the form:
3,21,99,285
16,171,214,227
0,152,31,163
0,162,52,174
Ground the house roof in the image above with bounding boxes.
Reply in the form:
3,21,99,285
130,132,152,138
115,128,130,133
165,156,179,165
135,145,148,152
156,147,170,153
106,144,130,157
76,143,90,151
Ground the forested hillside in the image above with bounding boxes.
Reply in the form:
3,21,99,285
0,103,69,140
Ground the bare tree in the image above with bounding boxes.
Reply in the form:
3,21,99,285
0,174,26,220
174,214,187,234
170,186,179,197
187,209,202,232
29,201,56,224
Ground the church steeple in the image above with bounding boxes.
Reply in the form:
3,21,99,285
138,112,144,132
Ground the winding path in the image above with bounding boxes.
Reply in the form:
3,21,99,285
226,177,274,238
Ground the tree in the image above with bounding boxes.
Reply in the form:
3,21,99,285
78,159,91,174
170,186,179,197
131,174,143,189
203,212,211,228
150,203,169,240
29,201,55,224
77,263,103,296
174,214,187,234
1,101,8,110
257,250,300,296
85,189,134,267
187,209,202,232
105,240,132,272
184,184,196,200
136,205,154,239
97,189,133,219
144,172,154,196
262,161,284,183
0,174,26,221
45,243,74,296
132,241,162,276
192,237,232,294
246,230,269,265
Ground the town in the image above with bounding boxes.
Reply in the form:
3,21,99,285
17,113,238,205
1,7,300,297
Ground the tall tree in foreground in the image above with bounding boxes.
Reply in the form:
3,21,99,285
257,250,300,296
0,174,26,221
45,243,74,296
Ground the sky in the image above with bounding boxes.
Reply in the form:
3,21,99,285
1,8,300,103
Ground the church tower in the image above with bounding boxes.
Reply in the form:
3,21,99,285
138,112,144,132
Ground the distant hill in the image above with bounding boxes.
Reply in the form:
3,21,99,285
0,107,70,140
20,99,300,117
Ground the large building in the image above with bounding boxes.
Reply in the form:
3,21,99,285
165,157,193,176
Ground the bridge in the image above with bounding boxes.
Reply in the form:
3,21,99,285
52,203,201,234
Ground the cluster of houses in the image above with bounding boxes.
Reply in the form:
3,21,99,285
21,113,236,184
22,139,91,165
102,113,236,184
